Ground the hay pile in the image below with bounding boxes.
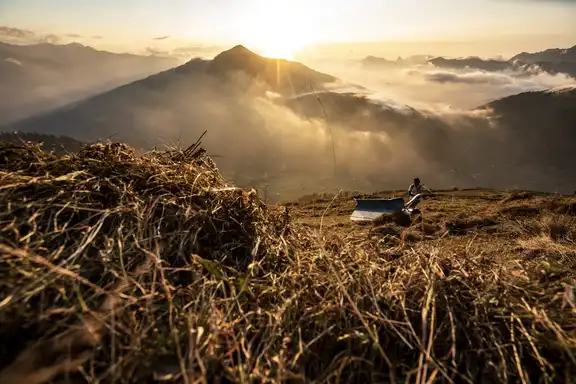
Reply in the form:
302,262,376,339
0,141,289,383
0,141,575,383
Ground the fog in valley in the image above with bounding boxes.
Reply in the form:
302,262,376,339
5,43,575,200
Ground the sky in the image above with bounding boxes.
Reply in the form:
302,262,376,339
0,0,575,58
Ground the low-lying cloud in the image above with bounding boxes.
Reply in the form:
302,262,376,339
19,65,573,198
422,70,514,85
4,57,22,66
145,47,171,57
402,65,575,107
0,26,62,44
207,84,574,196
304,58,576,110
140,44,224,59
170,45,225,59
0,25,109,45
0,26,36,41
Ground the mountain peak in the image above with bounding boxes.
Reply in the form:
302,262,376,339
228,45,254,53
65,42,86,48
207,45,267,79
214,45,261,60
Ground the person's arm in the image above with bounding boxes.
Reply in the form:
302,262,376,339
408,184,414,196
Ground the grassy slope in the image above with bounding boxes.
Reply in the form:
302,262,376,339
0,142,575,383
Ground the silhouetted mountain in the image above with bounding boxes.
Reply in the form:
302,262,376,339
0,42,176,66
4,46,339,144
428,51,576,79
403,55,435,65
525,61,576,79
510,45,576,64
509,44,576,78
0,42,180,124
207,45,336,94
283,91,420,132
361,56,399,68
428,57,515,72
361,54,433,68
0,131,84,155
476,86,576,175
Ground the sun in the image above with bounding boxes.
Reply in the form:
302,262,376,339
261,47,294,61
246,30,308,61
257,39,300,60
239,1,315,61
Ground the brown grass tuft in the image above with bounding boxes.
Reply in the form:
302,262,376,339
500,191,535,204
443,217,498,235
499,204,541,218
538,215,572,241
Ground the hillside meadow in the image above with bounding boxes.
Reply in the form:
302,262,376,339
0,141,574,383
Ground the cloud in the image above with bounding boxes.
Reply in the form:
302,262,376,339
153,36,171,40
0,25,96,45
0,25,61,44
297,55,576,115
4,57,22,66
0,26,36,41
145,47,171,57
38,33,61,44
241,86,576,195
406,66,574,93
421,70,514,85
171,45,224,58
138,44,224,59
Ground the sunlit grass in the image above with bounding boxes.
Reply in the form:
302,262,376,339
0,141,574,383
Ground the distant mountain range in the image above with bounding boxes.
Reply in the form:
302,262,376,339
2,44,576,194
361,54,434,68
428,56,576,79
362,44,576,79
427,57,515,72
4,45,338,143
510,45,576,64
0,42,180,124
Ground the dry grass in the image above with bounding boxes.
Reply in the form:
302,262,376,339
0,141,575,383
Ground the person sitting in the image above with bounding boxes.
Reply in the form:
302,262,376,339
408,177,432,197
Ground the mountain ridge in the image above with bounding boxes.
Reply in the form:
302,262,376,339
360,44,576,80
510,44,576,63
0,41,181,125
3,44,576,194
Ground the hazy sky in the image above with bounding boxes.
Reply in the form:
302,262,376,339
1,0,575,58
